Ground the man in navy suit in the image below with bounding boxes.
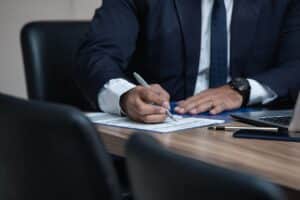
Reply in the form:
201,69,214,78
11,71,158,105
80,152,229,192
75,0,300,123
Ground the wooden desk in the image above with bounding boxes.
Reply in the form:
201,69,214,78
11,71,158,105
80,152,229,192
96,122,300,195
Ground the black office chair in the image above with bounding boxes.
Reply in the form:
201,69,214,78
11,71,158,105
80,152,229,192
126,134,286,200
0,93,122,200
21,21,132,198
20,21,93,110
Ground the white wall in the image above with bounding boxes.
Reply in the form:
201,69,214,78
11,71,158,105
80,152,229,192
0,0,102,98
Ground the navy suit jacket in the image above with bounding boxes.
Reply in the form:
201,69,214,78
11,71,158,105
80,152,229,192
75,0,300,109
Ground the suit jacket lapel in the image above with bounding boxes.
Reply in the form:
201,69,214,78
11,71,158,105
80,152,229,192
174,0,202,97
230,0,263,77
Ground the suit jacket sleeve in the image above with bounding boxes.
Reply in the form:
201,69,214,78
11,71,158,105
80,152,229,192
74,0,139,108
252,0,300,102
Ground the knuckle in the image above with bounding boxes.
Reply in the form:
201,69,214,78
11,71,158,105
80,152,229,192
212,100,220,106
154,106,163,114
157,98,165,105
164,93,170,100
187,103,196,110
140,88,147,96
153,84,160,88
145,93,153,101
211,95,218,100
154,96,163,105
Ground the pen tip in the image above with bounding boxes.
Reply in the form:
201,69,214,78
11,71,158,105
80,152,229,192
169,115,177,121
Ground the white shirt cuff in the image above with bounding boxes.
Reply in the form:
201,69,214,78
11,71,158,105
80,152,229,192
247,79,278,105
98,79,136,115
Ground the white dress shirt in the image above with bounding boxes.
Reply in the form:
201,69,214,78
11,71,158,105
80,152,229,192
98,0,277,115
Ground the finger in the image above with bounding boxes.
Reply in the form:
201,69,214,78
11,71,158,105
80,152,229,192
140,89,166,106
176,96,213,114
175,101,197,114
140,114,167,124
150,84,170,100
209,102,226,115
175,96,201,113
189,100,214,114
134,98,166,115
177,88,216,107
150,84,170,109
177,96,197,108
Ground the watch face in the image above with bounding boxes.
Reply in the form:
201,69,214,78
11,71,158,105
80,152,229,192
230,78,250,106
233,78,250,92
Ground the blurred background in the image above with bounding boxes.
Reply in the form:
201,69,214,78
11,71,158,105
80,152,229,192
0,0,101,98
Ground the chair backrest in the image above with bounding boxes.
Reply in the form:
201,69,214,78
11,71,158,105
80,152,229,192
20,21,93,110
0,93,121,200
126,134,286,200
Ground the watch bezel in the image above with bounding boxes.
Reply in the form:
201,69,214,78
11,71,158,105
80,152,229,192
229,78,251,106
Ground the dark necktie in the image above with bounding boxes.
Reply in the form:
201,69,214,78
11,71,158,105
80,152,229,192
209,0,228,88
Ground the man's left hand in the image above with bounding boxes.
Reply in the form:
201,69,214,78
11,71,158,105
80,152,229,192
175,85,243,115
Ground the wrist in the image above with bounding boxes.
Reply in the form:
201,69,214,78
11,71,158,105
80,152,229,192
120,92,129,116
120,88,135,116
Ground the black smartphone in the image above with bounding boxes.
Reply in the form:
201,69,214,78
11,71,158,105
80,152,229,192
233,129,300,142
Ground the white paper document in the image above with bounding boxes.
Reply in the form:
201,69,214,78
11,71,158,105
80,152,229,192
86,113,224,133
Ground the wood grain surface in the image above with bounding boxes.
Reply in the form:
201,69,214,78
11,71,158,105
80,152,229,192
96,122,300,192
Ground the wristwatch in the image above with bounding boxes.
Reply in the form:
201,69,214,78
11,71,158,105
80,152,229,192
228,78,251,106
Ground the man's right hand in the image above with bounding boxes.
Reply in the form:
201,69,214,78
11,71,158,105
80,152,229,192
120,84,170,123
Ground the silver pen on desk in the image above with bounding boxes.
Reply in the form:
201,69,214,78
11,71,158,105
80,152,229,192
133,72,177,122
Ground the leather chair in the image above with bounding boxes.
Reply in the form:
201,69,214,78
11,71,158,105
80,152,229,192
21,21,93,110
21,21,132,198
126,134,286,200
0,93,122,200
